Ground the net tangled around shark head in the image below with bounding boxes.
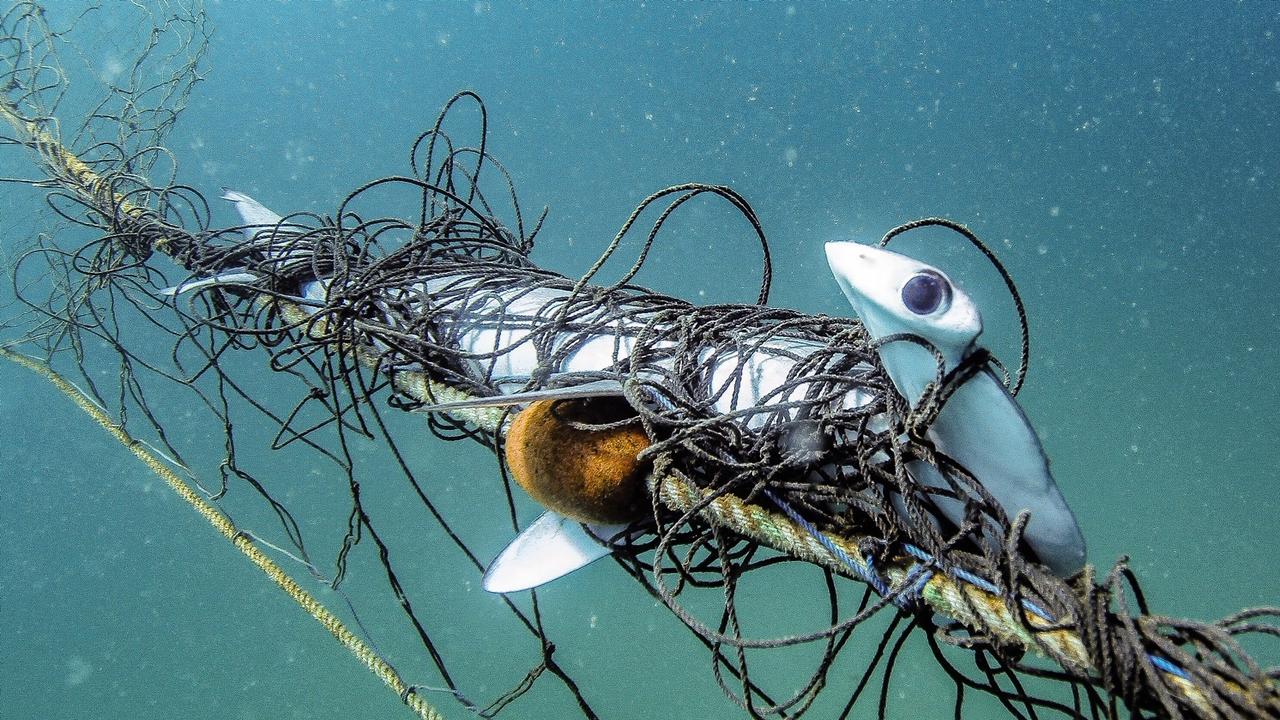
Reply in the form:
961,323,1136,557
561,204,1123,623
3,3,1277,719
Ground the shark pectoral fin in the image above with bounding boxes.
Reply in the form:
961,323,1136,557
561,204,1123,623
482,511,627,594
417,379,626,413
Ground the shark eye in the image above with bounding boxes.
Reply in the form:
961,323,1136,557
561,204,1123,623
901,271,951,315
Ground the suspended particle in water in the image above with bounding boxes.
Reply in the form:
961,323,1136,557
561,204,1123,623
65,656,93,687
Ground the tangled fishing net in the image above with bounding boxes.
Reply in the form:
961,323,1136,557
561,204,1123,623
3,3,1277,718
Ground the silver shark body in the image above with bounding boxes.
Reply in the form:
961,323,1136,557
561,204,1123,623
199,191,1085,590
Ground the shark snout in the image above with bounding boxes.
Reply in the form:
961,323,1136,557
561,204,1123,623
824,241,880,296
824,241,871,275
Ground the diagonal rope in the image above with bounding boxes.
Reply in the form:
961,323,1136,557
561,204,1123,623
0,345,449,720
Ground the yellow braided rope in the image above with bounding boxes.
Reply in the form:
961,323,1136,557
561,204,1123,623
652,468,1247,717
653,471,1088,662
1,99,141,215
0,346,448,720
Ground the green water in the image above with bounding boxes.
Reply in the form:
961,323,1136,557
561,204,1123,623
2,3,1277,718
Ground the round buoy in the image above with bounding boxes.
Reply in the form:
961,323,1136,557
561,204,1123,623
504,396,651,524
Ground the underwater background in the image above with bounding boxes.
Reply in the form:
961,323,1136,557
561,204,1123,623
2,2,1278,718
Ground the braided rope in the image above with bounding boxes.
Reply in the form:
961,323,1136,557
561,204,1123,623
1,98,136,215
0,346,448,720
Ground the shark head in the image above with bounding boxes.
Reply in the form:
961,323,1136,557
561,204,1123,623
825,242,983,406
825,240,1086,576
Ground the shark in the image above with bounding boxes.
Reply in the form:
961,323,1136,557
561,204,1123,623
191,191,1086,592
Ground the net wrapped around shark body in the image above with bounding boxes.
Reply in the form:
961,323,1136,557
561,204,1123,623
2,3,1277,719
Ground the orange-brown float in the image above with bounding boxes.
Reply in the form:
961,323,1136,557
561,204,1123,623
503,397,651,524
